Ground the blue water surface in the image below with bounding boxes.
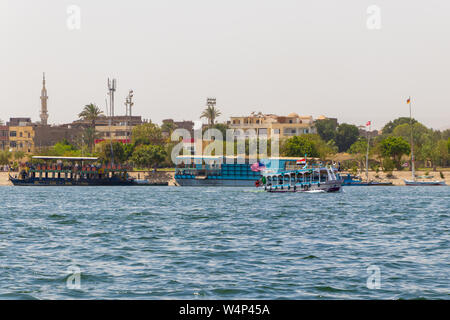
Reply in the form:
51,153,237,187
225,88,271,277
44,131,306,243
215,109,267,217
0,186,448,299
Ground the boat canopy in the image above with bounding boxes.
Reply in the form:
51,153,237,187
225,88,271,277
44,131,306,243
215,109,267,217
32,156,99,161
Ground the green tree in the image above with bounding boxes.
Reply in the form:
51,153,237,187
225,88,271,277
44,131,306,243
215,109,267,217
132,122,164,146
122,143,135,161
281,135,320,158
97,141,127,163
53,139,79,156
335,123,359,152
392,122,430,149
78,103,103,151
201,105,221,126
448,138,450,153
442,129,450,140
0,150,11,165
379,136,410,169
161,121,177,136
382,157,395,172
382,117,417,135
349,139,368,170
82,127,100,152
429,139,449,168
131,145,167,168
315,118,337,142
13,151,25,161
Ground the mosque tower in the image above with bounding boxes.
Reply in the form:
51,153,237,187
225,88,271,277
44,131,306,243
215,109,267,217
40,72,49,125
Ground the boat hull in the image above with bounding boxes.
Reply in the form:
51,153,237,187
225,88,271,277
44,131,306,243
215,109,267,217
9,176,136,186
175,177,257,187
343,182,393,186
265,181,342,193
404,179,446,186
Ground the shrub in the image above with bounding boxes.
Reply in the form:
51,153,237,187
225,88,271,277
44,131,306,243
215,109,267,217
382,158,395,172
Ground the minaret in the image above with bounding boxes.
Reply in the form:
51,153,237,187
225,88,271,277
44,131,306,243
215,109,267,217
40,72,49,125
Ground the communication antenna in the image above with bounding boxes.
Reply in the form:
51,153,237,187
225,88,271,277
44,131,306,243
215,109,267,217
124,90,134,142
107,78,117,117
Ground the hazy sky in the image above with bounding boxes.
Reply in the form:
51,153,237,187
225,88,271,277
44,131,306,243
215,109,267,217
1,0,449,130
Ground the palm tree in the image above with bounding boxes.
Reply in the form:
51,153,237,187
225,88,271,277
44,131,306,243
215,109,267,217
78,104,103,128
78,104,103,152
201,105,221,127
161,121,177,139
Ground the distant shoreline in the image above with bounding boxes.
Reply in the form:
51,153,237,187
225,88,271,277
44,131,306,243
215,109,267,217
1,171,448,187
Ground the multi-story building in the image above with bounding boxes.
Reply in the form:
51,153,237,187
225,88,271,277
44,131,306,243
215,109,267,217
86,116,145,144
228,112,316,139
95,125,133,144
7,118,35,153
0,125,9,151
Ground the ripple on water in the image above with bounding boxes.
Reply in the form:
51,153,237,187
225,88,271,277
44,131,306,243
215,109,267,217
0,186,448,299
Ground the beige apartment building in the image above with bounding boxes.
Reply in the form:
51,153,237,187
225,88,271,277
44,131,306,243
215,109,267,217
95,125,132,143
228,112,316,138
7,118,35,153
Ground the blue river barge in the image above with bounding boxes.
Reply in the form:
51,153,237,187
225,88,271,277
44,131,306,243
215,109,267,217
174,156,261,186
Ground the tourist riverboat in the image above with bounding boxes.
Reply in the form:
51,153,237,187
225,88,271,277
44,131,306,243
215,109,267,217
9,156,136,186
260,157,343,193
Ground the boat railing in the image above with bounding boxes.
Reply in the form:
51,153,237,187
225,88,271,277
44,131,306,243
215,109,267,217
176,168,222,176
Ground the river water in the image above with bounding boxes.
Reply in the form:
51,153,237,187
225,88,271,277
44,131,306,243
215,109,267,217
0,186,448,299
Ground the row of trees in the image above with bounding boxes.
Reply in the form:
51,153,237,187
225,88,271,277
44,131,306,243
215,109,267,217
281,117,450,171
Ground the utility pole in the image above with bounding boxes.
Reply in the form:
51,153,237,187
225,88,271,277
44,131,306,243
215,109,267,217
107,78,116,165
125,90,134,143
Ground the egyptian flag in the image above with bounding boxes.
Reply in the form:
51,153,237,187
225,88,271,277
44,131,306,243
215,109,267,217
406,97,411,104
296,158,306,165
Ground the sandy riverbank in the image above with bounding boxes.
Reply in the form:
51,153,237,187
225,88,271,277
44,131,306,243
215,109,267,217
0,172,12,186
1,170,449,186
344,170,450,186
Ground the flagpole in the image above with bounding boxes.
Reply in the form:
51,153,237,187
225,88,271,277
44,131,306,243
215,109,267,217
409,96,415,181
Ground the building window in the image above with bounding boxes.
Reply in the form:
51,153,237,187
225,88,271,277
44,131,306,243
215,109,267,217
10,131,16,137
259,128,268,135
10,141,17,148
20,132,23,137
